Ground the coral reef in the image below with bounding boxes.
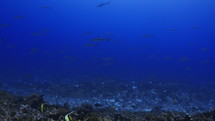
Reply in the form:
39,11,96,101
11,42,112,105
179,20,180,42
2,79,215,114
1,90,215,121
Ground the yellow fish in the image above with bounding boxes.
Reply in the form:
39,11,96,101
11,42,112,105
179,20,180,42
65,112,74,121
40,103,47,113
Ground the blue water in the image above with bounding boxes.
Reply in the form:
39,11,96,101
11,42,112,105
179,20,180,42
1,0,215,113
1,0,215,82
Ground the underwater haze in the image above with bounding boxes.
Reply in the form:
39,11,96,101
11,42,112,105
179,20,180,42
1,0,215,113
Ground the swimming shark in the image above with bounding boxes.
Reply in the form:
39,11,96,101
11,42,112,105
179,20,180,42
96,1,111,7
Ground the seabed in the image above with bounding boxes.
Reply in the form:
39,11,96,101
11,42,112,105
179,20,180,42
0,79,215,121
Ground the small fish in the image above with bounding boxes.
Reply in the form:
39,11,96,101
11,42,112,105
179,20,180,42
0,24,11,28
148,54,157,58
40,6,53,9
96,2,111,7
143,45,152,48
111,40,124,44
201,60,211,64
0,38,7,43
63,44,71,47
58,50,65,54
64,56,78,61
167,27,177,31
40,103,47,113
90,57,98,61
103,32,112,36
185,67,192,71
13,16,25,19
6,44,16,48
42,29,52,33
163,57,174,60
128,47,139,50
101,57,114,61
90,37,110,42
188,42,197,46
172,99,178,104
142,34,154,37
30,48,40,53
65,114,73,121
65,112,75,121
192,25,199,29
200,48,208,52
102,62,113,66
83,43,99,47
180,57,190,62
31,33,46,36
82,32,92,36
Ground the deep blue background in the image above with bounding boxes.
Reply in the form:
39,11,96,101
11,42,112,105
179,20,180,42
0,0,215,83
